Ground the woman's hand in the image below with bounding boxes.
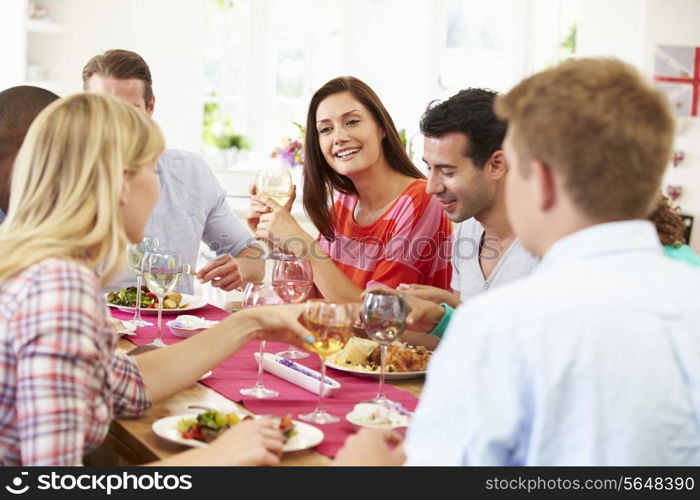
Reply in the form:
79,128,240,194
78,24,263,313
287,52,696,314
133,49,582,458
209,419,284,466
246,184,296,234
255,195,312,257
232,304,314,348
397,283,460,308
334,428,406,466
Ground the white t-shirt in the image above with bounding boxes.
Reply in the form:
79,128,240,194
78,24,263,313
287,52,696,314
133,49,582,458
451,218,538,301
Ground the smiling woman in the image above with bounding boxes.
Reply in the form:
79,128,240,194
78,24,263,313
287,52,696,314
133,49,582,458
247,76,453,302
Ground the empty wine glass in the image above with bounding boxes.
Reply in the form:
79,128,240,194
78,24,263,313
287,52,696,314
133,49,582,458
360,289,409,408
272,255,313,359
141,250,183,347
125,236,159,327
255,164,293,258
239,282,284,398
299,300,356,424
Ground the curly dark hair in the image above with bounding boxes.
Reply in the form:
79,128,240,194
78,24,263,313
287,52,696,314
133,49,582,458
649,195,687,247
419,88,506,168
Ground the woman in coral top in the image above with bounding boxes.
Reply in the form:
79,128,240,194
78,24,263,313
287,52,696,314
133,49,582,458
249,77,452,301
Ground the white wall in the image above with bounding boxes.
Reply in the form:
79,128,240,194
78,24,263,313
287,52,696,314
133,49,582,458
59,0,206,151
0,0,206,152
577,0,700,252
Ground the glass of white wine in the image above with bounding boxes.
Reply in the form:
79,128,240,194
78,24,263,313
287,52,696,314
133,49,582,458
239,282,283,399
255,165,293,258
360,289,409,407
125,236,159,328
272,255,313,359
299,300,357,424
141,250,183,347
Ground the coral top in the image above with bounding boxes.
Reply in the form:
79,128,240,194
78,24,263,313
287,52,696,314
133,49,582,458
317,179,452,290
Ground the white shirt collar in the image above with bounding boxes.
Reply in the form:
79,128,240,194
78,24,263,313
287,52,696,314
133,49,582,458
537,220,662,272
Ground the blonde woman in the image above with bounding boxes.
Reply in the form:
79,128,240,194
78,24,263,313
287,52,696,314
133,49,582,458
0,93,312,466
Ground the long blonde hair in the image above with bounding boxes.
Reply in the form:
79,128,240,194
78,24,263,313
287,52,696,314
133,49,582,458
0,93,164,284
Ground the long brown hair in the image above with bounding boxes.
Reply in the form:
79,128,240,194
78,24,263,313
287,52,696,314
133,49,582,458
303,76,424,240
649,194,687,247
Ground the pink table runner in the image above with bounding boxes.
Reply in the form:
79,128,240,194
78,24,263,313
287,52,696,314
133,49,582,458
110,304,419,457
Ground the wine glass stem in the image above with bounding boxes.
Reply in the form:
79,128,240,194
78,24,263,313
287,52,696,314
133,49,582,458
254,341,266,387
316,360,327,414
132,275,143,322
377,344,388,401
156,296,163,340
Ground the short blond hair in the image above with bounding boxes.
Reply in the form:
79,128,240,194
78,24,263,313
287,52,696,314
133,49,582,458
495,58,674,220
0,93,164,283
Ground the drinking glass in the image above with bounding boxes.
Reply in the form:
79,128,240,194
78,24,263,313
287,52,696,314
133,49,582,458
125,236,159,327
239,282,283,398
255,165,293,258
299,300,356,424
141,250,183,347
272,255,313,359
360,290,409,407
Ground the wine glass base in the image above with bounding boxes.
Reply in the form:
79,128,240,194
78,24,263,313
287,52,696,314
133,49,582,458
298,409,340,425
145,338,167,348
240,386,279,398
275,348,310,359
129,318,153,327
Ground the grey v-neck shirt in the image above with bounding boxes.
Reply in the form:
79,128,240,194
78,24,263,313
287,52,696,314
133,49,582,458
451,218,539,301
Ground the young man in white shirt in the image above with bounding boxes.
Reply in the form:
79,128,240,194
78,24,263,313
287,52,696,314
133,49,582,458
336,58,700,466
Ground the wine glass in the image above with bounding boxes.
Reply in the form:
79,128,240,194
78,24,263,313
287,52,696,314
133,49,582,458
255,164,293,258
141,250,183,347
299,300,356,424
239,282,283,398
272,255,313,359
360,290,409,407
125,236,159,327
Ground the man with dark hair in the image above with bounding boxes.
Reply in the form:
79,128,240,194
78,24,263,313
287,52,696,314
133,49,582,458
0,85,59,224
83,49,263,294
398,89,537,342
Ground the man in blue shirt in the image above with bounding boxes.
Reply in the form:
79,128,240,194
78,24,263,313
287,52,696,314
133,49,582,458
82,50,263,294
335,58,700,466
0,86,58,225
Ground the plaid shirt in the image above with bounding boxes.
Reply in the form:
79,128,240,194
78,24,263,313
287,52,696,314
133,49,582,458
0,258,152,465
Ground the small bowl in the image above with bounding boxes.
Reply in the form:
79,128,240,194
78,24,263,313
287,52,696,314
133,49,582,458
345,402,412,430
166,315,217,338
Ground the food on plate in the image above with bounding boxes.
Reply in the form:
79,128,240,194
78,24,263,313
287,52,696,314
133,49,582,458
107,286,188,309
176,410,297,444
329,337,431,373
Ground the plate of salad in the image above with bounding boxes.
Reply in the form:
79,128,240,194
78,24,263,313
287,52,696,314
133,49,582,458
151,410,324,453
105,287,207,314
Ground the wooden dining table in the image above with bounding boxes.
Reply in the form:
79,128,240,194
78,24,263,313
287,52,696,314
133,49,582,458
105,307,425,466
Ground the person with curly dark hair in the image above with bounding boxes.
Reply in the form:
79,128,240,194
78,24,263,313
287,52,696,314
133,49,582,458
649,195,700,265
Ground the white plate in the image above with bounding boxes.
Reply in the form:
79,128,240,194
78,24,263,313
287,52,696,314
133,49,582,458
105,293,208,315
345,402,412,430
151,413,324,453
254,352,340,397
325,359,426,380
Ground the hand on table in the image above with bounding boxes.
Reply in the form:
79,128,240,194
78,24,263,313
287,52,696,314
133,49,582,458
334,428,406,466
210,419,284,466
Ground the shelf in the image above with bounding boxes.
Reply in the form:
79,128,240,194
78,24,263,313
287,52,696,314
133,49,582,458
26,19,64,34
